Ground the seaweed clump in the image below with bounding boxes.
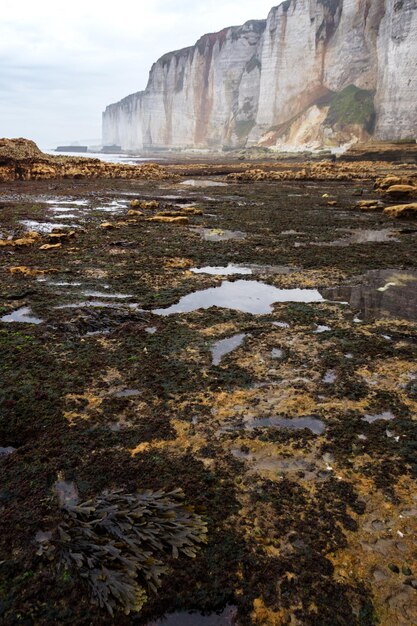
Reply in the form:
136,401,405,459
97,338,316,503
43,488,207,616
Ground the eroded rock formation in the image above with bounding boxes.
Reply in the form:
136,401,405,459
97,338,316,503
103,0,417,151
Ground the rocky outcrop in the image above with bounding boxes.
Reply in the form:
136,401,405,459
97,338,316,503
103,0,417,152
0,139,172,182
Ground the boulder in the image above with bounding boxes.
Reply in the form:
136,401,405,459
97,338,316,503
384,184,417,199
384,202,417,218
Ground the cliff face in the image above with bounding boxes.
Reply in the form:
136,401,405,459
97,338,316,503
103,0,417,151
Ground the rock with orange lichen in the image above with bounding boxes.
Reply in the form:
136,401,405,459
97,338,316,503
130,199,159,209
146,215,189,225
9,266,58,276
164,257,193,269
384,202,417,218
1,231,42,247
356,199,384,211
39,243,62,251
383,184,417,200
180,206,203,215
47,231,76,243
127,209,144,217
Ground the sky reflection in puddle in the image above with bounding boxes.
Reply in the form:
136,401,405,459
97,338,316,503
191,227,246,242
191,263,294,276
211,333,246,365
153,280,324,316
321,270,417,322
1,306,43,324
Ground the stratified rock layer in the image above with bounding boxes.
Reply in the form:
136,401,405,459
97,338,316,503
0,138,172,182
103,0,417,151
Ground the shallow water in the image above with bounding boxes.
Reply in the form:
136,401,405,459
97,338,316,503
321,269,417,322
323,370,337,384
153,280,324,316
363,411,395,424
1,307,43,324
180,179,228,188
56,300,131,309
114,389,141,398
191,263,294,276
314,325,332,333
82,290,132,299
211,333,246,365
316,229,400,247
245,416,326,435
0,447,16,456
191,227,246,242
20,220,75,233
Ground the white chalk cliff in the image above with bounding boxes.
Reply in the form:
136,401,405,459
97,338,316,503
103,0,417,151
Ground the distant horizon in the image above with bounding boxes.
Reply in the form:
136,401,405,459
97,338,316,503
1,0,276,147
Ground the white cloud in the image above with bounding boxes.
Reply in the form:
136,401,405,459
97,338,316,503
0,0,276,147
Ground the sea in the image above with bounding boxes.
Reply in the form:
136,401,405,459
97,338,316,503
43,149,156,165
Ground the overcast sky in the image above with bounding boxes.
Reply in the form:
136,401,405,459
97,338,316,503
0,0,275,148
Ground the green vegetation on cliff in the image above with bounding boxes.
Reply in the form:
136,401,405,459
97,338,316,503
325,85,376,133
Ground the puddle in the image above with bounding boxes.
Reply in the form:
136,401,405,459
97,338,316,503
53,480,79,506
55,301,134,309
49,206,84,213
147,606,237,626
1,307,43,324
323,370,337,384
272,321,290,328
114,389,141,398
231,449,330,480
271,348,284,359
363,411,395,424
191,227,246,242
211,333,246,365
20,220,75,233
153,281,324,316
321,270,417,322
191,264,294,276
317,229,400,247
39,280,83,287
145,326,157,334
314,325,331,333
0,447,16,457
243,416,326,435
45,199,89,206
82,290,132,299
180,179,228,188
